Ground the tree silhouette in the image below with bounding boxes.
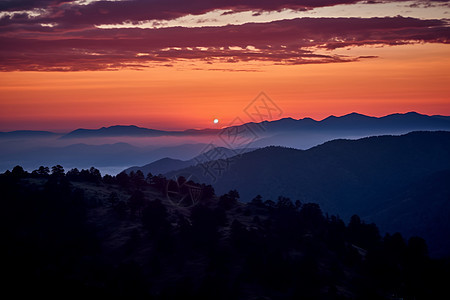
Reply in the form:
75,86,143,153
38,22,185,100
107,191,120,207
127,190,145,217
142,198,170,236
11,165,27,178
89,167,102,183
250,194,263,206
51,165,65,177
218,189,239,210
116,171,130,188
66,168,80,180
32,166,50,177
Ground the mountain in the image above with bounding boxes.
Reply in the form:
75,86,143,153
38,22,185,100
366,169,450,257
3,112,450,175
124,147,255,176
166,131,450,256
168,131,450,207
125,157,191,176
238,112,450,149
60,125,220,139
60,125,170,139
57,112,450,144
0,130,59,139
258,111,450,132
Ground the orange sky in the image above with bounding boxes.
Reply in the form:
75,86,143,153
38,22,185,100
1,43,449,131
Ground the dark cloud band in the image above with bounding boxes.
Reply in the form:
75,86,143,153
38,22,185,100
0,16,448,71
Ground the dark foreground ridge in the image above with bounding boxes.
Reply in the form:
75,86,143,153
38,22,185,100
2,166,449,299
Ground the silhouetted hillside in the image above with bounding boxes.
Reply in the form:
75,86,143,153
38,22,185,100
2,168,449,299
166,131,450,256
125,147,255,176
126,157,191,176
367,169,450,258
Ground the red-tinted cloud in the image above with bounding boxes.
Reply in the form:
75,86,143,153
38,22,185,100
0,0,69,11
0,16,448,71
1,0,448,30
1,0,449,71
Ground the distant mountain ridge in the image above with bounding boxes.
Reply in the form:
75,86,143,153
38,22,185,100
48,112,450,151
59,125,221,139
0,130,58,138
60,125,168,139
230,111,450,133
2,111,448,139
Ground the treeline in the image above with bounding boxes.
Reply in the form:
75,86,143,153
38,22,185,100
6,164,215,203
1,166,449,299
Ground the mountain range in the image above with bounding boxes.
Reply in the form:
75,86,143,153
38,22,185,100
1,113,450,256
159,131,450,256
2,112,450,141
2,112,450,175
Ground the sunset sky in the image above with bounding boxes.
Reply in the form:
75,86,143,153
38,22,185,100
0,0,449,131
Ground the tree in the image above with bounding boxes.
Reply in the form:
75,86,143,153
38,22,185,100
89,167,102,183
130,170,145,187
347,214,380,250
51,165,65,177
230,219,248,250
299,203,325,231
127,190,145,217
38,166,50,176
218,189,239,210
201,184,215,202
151,174,167,192
32,166,49,177
141,199,169,235
79,169,90,181
11,165,26,178
66,168,80,180
145,172,153,184
264,199,276,209
103,174,115,184
190,205,224,249
251,195,263,207
407,236,428,260
116,171,130,188
107,191,120,207
276,196,294,210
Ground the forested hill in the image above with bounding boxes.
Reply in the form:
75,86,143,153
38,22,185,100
2,168,449,299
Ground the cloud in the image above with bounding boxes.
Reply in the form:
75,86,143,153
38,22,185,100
0,16,448,71
0,0,69,11
1,0,447,30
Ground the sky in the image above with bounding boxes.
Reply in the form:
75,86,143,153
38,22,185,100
0,0,449,131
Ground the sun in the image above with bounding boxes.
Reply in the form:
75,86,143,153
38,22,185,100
213,118,219,124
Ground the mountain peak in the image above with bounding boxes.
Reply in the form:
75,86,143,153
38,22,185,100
345,112,370,117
